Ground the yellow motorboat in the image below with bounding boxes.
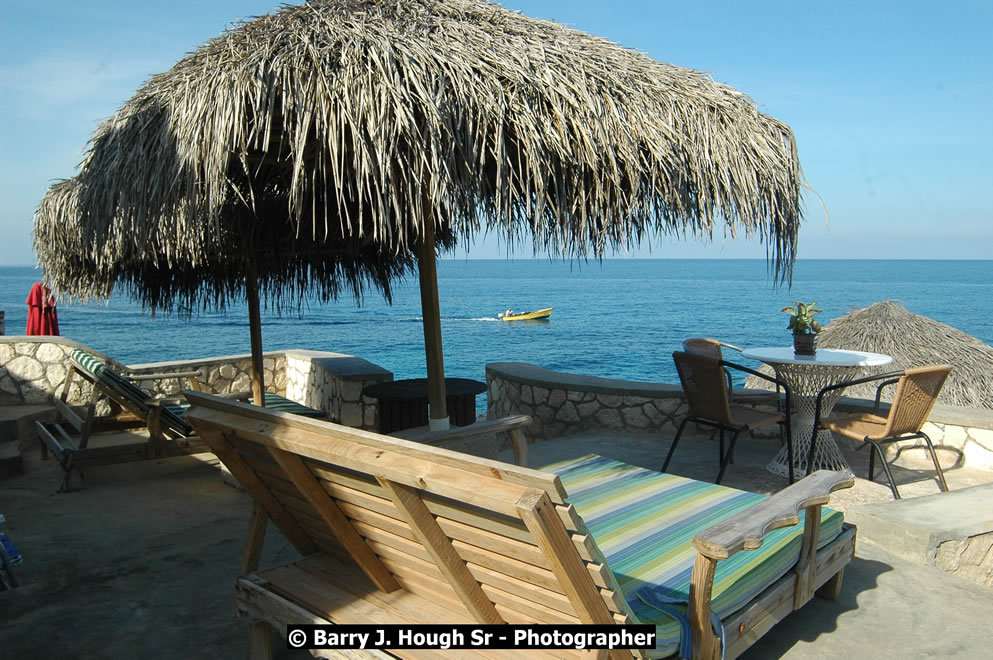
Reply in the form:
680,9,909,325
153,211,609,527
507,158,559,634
498,307,553,321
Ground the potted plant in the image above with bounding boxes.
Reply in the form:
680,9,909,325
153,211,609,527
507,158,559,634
782,301,822,355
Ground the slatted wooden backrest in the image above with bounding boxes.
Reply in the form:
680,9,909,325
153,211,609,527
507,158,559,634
183,391,632,638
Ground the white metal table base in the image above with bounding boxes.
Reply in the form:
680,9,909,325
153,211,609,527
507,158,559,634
766,363,868,478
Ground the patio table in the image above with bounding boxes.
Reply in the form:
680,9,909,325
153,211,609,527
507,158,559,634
361,378,486,434
740,347,892,478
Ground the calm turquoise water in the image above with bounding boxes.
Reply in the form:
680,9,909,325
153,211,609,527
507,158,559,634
2,261,991,400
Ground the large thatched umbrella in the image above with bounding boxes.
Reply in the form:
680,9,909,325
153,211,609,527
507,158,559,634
34,0,804,427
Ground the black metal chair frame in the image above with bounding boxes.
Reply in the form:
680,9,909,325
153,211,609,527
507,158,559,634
807,370,949,499
665,357,795,484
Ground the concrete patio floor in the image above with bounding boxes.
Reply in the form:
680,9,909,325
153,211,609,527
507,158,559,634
0,425,991,659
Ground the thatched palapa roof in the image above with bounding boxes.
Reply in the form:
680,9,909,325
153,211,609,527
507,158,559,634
747,301,993,410
34,0,804,311
817,301,993,410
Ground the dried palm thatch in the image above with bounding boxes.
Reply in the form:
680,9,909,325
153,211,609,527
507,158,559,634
34,0,803,312
34,0,806,421
35,178,423,313
747,301,993,409
818,301,993,409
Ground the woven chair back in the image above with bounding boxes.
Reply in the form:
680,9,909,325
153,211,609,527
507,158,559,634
885,365,952,436
673,351,733,425
682,338,725,360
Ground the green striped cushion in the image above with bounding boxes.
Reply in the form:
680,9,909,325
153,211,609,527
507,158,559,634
97,368,194,437
543,454,843,657
71,348,107,380
261,393,324,417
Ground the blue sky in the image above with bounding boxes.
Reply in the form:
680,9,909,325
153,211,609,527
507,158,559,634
2,0,990,265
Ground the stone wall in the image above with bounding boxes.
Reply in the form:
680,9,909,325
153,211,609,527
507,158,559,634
1,337,89,405
0,337,394,431
487,362,690,440
284,350,393,430
934,532,993,588
127,354,287,398
486,361,993,470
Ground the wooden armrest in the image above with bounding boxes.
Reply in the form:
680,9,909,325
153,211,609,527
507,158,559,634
692,470,854,560
219,390,253,401
393,415,531,443
391,415,532,466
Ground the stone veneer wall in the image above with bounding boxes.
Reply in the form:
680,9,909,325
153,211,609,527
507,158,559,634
283,350,393,430
0,337,394,431
487,362,690,439
486,361,993,470
1,337,84,405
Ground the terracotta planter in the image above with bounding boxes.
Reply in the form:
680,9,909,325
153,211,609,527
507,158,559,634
793,332,817,356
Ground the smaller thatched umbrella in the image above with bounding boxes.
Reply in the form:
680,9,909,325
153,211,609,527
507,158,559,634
747,300,993,409
35,177,425,406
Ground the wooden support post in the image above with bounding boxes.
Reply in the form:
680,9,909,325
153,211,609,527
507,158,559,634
689,554,721,660
509,428,529,467
378,476,501,623
206,430,317,556
241,503,269,575
245,260,266,408
517,490,630,660
794,505,822,608
416,217,448,430
248,621,273,660
816,567,845,601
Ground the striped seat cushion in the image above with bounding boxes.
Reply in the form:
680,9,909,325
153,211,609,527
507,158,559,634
543,454,844,658
261,393,324,418
71,348,108,380
71,349,193,437
97,368,194,437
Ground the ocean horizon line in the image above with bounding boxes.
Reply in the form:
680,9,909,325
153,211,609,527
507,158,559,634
3,256,992,269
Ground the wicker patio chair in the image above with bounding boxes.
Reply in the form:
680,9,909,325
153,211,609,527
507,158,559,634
667,351,795,484
682,338,782,407
807,365,952,499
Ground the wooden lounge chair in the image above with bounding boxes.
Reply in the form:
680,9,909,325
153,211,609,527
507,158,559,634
36,348,323,491
184,390,856,660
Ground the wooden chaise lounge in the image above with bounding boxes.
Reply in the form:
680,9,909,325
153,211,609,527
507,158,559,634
184,391,857,660
36,348,323,490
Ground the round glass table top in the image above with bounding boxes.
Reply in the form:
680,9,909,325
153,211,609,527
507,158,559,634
740,347,893,368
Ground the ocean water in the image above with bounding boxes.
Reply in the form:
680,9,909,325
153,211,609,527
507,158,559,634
2,260,991,405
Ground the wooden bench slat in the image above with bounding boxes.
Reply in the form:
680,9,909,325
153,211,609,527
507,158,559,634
199,428,318,557
377,478,504,624
270,447,399,593
187,392,558,494
184,394,567,501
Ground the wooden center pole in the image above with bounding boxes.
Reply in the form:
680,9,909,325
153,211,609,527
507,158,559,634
245,259,266,407
416,217,449,430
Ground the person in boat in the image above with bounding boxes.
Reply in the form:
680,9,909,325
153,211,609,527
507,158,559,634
502,308,514,318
